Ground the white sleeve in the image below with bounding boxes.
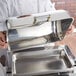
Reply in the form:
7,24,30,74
0,63,6,76
0,0,8,31
45,0,56,12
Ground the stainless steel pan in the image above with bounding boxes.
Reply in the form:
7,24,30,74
12,46,75,76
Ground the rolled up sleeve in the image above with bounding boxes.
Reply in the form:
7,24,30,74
0,0,8,31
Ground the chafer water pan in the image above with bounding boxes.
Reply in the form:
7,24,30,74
12,46,74,76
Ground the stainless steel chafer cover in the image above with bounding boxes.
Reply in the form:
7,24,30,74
6,10,74,51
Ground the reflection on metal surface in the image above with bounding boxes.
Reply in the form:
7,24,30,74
11,46,75,76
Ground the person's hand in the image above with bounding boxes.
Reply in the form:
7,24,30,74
55,32,76,56
66,25,75,35
0,32,7,49
55,25,76,56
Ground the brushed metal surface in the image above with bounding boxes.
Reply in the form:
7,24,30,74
12,46,74,76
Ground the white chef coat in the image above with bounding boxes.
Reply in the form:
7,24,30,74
0,0,55,31
0,63,6,76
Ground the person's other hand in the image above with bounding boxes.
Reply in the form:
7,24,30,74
55,24,76,56
55,32,76,56
0,32,7,49
66,25,75,35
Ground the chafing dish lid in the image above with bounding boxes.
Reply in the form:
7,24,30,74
6,10,74,51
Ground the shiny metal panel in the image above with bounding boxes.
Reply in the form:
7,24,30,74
12,46,74,76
